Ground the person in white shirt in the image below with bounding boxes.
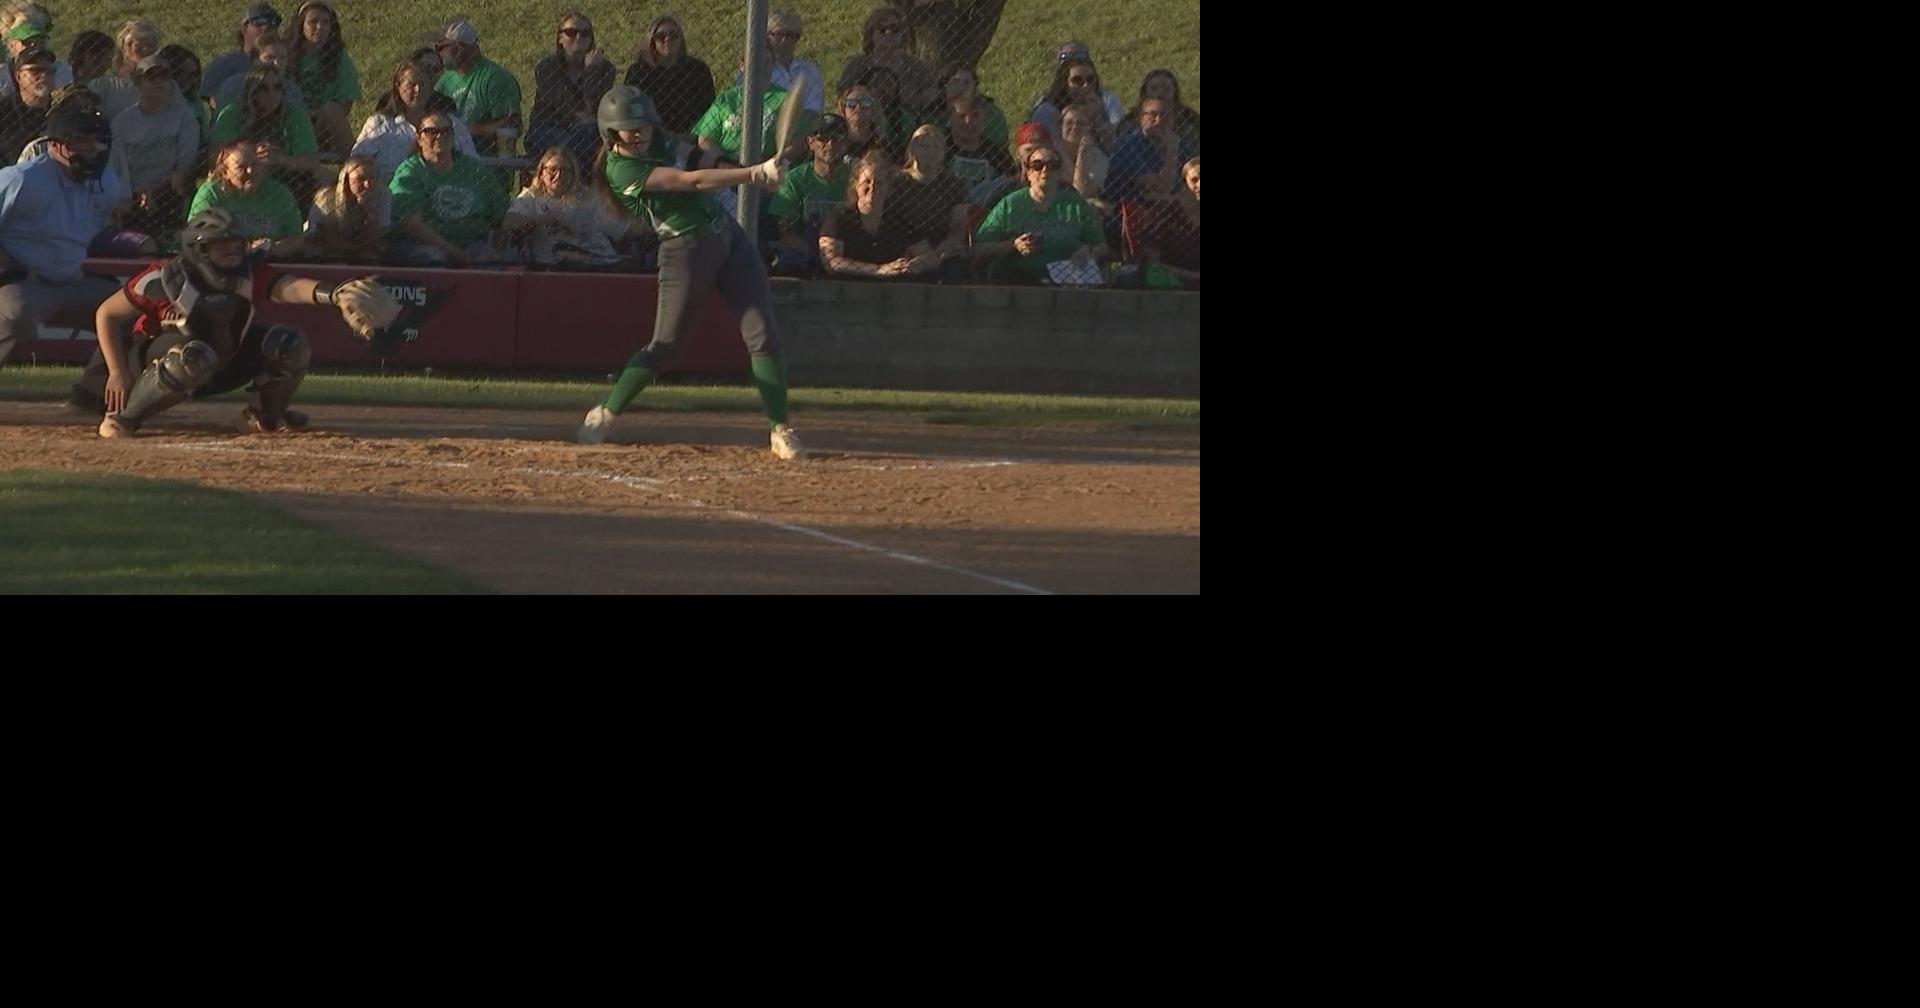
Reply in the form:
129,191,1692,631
351,58,475,181
736,9,823,114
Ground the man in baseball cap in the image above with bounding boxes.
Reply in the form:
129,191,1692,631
431,18,522,158
1,39,58,160
766,111,852,276
0,13,72,100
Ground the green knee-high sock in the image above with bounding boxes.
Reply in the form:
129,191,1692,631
604,351,654,413
749,354,790,428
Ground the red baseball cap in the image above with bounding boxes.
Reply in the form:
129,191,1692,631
1014,121,1051,148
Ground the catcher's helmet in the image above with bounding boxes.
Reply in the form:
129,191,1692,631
597,85,661,137
179,209,250,290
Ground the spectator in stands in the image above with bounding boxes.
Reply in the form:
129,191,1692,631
187,140,306,256
693,76,787,168
15,82,99,165
742,9,823,114
212,36,306,112
353,60,476,181
853,65,917,162
1042,40,1125,123
974,141,1108,285
943,94,1014,190
109,55,201,241
1133,155,1198,288
622,15,712,151
927,63,1007,150
1120,69,1199,155
835,85,889,163
411,46,443,84
766,112,851,277
1105,96,1193,207
0,103,126,365
0,37,54,163
431,18,520,157
90,18,162,122
388,109,507,267
1029,56,1124,147
0,5,71,98
201,4,281,107
502,146,643,268
210,63,320,195
298,152,386,262
1057,101,1109,215
890,124,970,267
156,45,208,141
286,1,359,156
529,11,613,169
819,151,939,279
66,31,113,90
836,7,936,116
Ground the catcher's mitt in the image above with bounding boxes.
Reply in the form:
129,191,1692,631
335,276,403,350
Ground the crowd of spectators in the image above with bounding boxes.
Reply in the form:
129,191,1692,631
0,4,1197,289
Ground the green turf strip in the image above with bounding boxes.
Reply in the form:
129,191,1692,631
0,470,490,595
0,366,1198,427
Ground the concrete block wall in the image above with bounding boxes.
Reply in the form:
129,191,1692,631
770,279,1200,397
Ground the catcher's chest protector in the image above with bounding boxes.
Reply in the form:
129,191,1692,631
154,257,259,359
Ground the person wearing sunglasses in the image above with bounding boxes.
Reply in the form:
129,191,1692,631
429,18,520,159
573,85,802,460
973,142,1108,286
529,11,612,169
388,109,509,267
210,63,321,194
1,37,57,163
1028,56,1123,147
766,112,852,277
286,2,359,156
621,15,712,149
0,5,75,100
835,85,888,162
737,8,822,114
835,7,936,117
352,59,476,183
199,4,282,111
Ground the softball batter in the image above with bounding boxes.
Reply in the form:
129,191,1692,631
578,85,802,460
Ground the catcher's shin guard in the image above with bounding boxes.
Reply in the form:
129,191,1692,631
118,340,218,429
246,325,310,431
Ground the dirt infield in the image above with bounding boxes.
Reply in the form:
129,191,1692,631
0,400,1199,594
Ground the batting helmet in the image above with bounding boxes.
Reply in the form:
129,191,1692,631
597,85,661,136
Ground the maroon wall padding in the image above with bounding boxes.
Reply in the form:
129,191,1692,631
24,259,751,375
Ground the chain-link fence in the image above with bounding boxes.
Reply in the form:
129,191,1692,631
12,0,1196,285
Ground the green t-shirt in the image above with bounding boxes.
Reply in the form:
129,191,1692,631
208,102,319,155
187,178,304,239
768,161,851,226
389,153,510,245
605,146,721,240
975,187,1104,280
692,85,788,162
296,50,362,107
436,56,521,151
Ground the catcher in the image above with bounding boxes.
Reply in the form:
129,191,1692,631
70,208,401,437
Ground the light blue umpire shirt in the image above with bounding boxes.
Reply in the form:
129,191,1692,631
0,156,128,282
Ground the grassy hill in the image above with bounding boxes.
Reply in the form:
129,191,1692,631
36,1,1197,143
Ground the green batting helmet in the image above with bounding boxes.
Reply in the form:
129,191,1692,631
597,85,661,135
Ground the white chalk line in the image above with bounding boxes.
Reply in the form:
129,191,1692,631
150,441,1056,595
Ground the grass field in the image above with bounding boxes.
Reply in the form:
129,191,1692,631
0,364,1199,427
0,468,491,593
40,1,1198,143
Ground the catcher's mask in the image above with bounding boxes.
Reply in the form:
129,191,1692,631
46,104,113,181
597,85,660,145
179,209,250,291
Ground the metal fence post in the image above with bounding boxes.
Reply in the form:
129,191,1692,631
737,0,769,239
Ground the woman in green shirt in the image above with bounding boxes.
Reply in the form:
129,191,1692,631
286,1,360,156
974,141,1110,285
209,64,320,196
574,85,806,461
188,140,309,258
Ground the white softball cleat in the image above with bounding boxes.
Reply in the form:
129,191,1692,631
770,423,805,460
577,405,615,444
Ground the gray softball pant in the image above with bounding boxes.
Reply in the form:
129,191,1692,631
639,215,782,368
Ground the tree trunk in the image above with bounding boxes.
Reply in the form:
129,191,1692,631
893,0,1008,73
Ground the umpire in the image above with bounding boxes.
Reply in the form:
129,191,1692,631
0,102,126,364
